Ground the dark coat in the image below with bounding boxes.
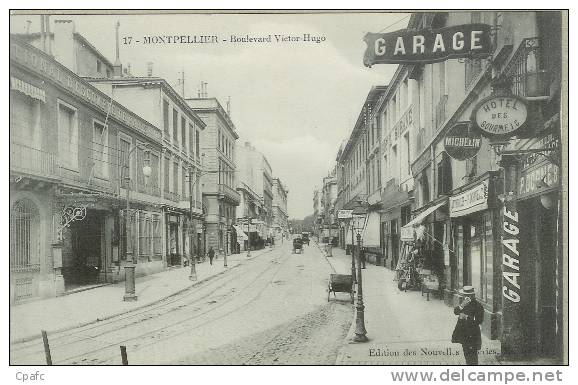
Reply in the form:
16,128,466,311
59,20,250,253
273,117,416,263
452,299,484,349
208,249,215,258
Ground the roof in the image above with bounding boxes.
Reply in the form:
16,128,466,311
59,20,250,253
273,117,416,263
186,97,239,139
86,77,207,129
12,32,115,69
338,85,388,162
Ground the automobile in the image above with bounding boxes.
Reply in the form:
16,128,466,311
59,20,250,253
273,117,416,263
301,232,310,245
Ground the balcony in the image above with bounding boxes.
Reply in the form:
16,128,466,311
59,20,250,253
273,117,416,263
219,183,241,204
165,191,181,202
503,38,549,99
10,142,59,180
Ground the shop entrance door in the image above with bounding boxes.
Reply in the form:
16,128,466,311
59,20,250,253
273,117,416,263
534,201,559,358
390,219,399,268
64,210,104,290
168,222,180,266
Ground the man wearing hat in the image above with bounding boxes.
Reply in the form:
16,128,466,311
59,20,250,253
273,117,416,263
452,285,485,365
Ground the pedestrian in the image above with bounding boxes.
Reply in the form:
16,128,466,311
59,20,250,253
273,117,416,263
451,286,484,365
208,246,215,266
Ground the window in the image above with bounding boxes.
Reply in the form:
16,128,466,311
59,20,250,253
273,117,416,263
10,92,41,147
181,117,187,151
58,102,78,170
138,211,150,260
173,161,179,196
119,137,131,189
149,152,159,193
172,109,179,144
189,124,195,157
96,60,102,74
136,145,149,192
152,214,162,258
421,170,430,204
437,153,453,196
93,121,109,179
10,199,40,270
404,132,411,177
195,131,200,158
163,100,169,135
164,156,170,193
466,155,478,180
182,165,188,199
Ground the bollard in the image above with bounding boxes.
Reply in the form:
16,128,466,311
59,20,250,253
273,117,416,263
41,330,52,365
120,345,128,365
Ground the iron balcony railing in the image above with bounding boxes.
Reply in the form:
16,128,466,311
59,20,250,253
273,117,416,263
219,183,241,203
10,142,59,179
502,37,544,98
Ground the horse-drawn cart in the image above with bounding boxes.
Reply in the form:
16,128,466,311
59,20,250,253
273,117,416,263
292,238,303,254
327,273,354,303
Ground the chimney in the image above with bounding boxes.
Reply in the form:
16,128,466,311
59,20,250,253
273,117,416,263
113,21,122,77
53,20,76,71
147,62,153,77
226,96,231,116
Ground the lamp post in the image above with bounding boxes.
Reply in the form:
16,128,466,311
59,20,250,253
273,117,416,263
350,218,357,284
188,168,198,281
352,203,368,342
123,145,152,302
224,218,230,268
246,217,252,258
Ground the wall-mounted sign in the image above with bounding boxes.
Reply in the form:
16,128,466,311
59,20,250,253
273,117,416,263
472,95,528,138
363,24,492,67
449,179,489,217
518,161,559,198
337,209,353,219
502,200,521,303
444,122,482,160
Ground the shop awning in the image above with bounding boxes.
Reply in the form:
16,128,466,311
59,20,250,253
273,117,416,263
362,211,380,247
400,200,447,241
233,225,248,241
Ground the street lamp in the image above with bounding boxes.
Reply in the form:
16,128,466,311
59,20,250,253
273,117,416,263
224,217,231,268
246,217,252,258
123,145,152,302
351,201,368,342
188,168,198,281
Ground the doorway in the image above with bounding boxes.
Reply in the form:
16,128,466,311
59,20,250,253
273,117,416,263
63,210,104,290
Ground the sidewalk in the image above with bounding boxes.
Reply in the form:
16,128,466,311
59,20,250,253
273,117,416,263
10,249,274,344
323,245,502,365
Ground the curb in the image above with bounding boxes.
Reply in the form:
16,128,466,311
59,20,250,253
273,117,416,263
11,249,275,345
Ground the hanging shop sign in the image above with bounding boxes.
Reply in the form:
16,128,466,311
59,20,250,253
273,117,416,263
363,24,492,67
449,179,489,218
472,95,528,138
444,122,482,160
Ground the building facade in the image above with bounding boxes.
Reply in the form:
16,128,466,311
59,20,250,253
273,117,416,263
272,178,289,239
328,11,564,362
89,77,206,267
10,35,165,302
186,98,240,256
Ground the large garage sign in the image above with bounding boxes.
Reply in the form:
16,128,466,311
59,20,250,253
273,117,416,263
363,24,492,66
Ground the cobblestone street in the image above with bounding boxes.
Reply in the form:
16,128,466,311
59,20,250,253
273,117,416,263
10,241,353,365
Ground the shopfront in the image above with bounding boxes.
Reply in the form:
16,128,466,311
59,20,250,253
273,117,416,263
449,172,501,340
513,150,562,359
379,179,412,269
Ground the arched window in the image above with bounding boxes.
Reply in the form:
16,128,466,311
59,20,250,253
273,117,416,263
10,199,40,271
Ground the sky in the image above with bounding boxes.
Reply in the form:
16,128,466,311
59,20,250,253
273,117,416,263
10,11,410,219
